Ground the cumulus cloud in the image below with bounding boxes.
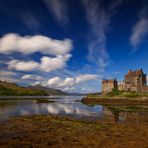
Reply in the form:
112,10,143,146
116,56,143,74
0,33,72,56
21,74,33,80
31,81,42,86
21,74,42,80
81,88,94,93
47,76,61,87
76,74,98,83
40,54,71,72
63,87,75,92
59,77,75,87
0,70,18,82
43,0,68,25
46,74,98,88
130,8,148,52
8,60,39,71
82,0,123,72
8,54,71,72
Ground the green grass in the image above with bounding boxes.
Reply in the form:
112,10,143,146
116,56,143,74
106,89,148,98
87,89,148,98
87,92,101,97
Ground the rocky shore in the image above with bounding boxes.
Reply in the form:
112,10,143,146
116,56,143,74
0,115,148,148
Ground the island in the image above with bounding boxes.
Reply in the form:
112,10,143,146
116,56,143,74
82,68,148,105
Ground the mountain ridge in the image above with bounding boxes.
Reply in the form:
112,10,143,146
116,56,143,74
0,80,67,96
29,85,67,95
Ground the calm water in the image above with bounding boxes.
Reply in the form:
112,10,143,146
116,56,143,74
0,96,148,124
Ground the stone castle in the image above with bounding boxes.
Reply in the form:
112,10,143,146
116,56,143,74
102,68,148,94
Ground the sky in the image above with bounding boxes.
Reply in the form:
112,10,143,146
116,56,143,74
0,0,148,93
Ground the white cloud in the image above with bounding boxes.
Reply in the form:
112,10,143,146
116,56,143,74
7,54,71,72
47,76,61,87
21,74,42,80
31,81,41,86
63,87,75,92
82,88,86,91
82,0,123,72
8,60,39,71
130,18,148,52
64,77,75,85
43,0,68,25
21,74,33,80
46,74,98,88
0,70,18,82
58,77,75,87
0,33,72,56
0,77,18,82
0,70,16,77
40,54,71,72
76,74,98,83
81,88,94,93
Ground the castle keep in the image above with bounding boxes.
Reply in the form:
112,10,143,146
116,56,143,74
102,69,148,93
102,79,118,94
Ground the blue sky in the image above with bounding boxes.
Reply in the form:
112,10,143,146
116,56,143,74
0,0,148,93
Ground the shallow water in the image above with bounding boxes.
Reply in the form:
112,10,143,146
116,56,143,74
0,96,148,124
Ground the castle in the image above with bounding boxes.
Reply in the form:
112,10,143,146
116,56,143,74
102,68,148,94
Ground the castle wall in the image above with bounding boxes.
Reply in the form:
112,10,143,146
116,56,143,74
102,82,114,94
102,69,148,93
142,86,148,93
118,81,125,91
124,69,147,92
102,79,118,94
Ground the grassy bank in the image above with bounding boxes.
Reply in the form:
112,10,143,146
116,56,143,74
0,115,148,147
87,89,148,99
82,90,148,106
82,97,148,106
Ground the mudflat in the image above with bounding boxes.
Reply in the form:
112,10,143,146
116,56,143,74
0,115,148,148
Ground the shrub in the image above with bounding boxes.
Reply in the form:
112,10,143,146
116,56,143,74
106,89,122,97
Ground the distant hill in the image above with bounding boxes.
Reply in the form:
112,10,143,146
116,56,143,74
0,81,48,96
29,85,67,95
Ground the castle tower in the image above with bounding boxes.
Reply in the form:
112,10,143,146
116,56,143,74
102,79,118,94
124,68,146,92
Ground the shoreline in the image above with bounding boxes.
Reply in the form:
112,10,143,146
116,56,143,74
81,97,148,105
0,115,148,147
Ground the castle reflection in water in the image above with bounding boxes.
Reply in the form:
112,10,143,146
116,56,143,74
102,106,148,124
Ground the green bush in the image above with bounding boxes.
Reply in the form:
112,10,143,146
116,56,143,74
106,89,122,97
106,89,148,98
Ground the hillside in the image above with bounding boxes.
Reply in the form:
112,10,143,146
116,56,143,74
0,81,48,96
29,85,67,95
